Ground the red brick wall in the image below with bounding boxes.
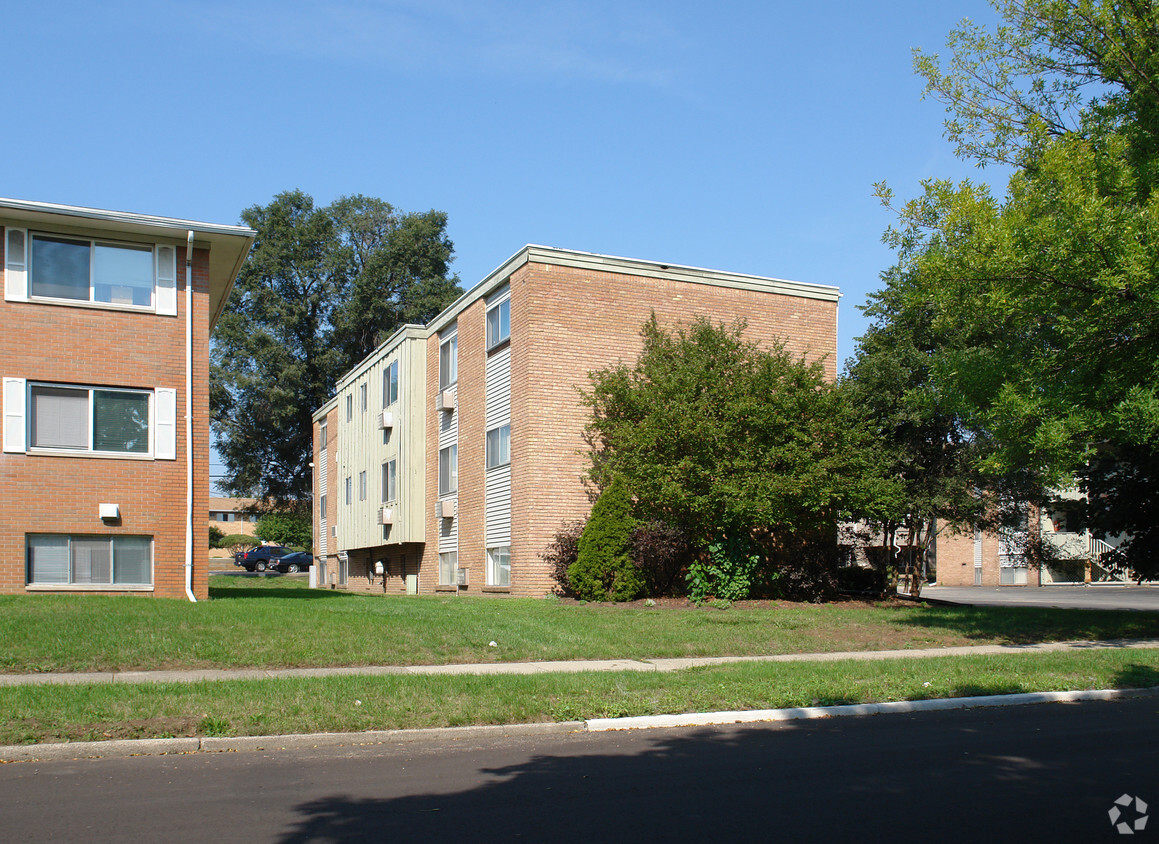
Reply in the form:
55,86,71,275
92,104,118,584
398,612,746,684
0,238,211,598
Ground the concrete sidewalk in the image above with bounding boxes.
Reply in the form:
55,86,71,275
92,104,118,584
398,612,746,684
3,638,1157,687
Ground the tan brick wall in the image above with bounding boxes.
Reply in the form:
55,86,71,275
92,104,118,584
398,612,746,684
934,522,1041,587
505,262,837,596
0,241,212,598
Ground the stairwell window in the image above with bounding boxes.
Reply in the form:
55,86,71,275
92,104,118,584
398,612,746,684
439,334,457,389
486,298,510,349
383,361,399,407
486,424,510,469
486,546,510,587
382,459,397,503
439,445,458,495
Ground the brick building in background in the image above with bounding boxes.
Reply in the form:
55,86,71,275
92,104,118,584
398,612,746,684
0,198,253,599
314,246,839,597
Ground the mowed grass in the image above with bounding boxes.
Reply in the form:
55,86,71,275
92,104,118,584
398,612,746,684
1,575,1158,674
3,648,1158,745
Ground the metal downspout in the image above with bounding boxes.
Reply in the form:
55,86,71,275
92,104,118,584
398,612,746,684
185,231,196,602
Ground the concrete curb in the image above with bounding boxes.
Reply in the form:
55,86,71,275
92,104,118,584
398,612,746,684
586,686,1159,731
5,687,1159,763
2,639,1158,687
0,721,585,763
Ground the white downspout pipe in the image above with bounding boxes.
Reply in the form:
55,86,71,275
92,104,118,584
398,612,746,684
185,230,197,603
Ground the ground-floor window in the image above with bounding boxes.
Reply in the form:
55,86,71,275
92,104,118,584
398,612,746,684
486,546,510,587
439,550,458,585
27,534,152,586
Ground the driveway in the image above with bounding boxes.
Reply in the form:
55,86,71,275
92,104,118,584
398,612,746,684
922,584,1159,611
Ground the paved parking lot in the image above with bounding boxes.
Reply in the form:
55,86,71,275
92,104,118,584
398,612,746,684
922,585,1159,611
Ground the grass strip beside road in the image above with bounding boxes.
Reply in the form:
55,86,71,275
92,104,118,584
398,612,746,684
3,576,1159,674
2,648,1158,746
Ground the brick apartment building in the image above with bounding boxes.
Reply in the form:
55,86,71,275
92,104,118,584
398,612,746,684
0,198,253,599
313,245,839,597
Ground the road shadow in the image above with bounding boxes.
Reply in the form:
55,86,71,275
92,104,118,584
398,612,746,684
272,703,1143,843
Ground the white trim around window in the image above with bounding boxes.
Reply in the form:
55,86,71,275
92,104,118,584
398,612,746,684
5,230,178,315
486,424,510,469
26,534,154,589
486,546,510,587
486,297,510,350
3,379,176,460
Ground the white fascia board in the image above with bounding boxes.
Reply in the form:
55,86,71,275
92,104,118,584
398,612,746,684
0,197,255,240
424,244,840,337
523,246,842,303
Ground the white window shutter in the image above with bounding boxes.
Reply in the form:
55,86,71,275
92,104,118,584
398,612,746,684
155,388,177,459
5,228,28,301
3,377,26,453
156,244,177,316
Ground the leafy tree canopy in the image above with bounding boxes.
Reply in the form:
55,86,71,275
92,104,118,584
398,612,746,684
583,315,898,549
867,0,1159,575
211,191,461,509
254,511,312,549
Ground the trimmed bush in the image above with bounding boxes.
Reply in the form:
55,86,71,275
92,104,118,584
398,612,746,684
209,526,225,548
568,476,644,602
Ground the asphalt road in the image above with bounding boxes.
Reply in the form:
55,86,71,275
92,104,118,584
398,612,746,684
4,696,1157,842
923,584,1159,611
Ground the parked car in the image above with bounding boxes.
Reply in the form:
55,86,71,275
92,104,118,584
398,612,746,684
234,545,290,572
271,551,312,574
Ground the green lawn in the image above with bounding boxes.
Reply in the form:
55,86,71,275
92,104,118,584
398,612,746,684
3,648,1158,746
0,575,1157,674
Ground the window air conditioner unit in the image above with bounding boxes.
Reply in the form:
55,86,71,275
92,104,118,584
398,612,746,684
436,389,456,412
377,506,394,525
457,567,468,586
378,409,393,429
436,497,457,520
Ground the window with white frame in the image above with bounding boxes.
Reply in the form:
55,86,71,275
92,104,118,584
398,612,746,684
487,546,510,587
360,383,367,413
320,494,327,520
345,476,352,505
27,534,152,586
383,361,398,407
319,419,327,448
382,459,397,503
487,298,510,349
27,384,151,455
486,424,510,469
359,470,367,501
439,334,457,389
439,550,458,585
29,234,159,308
439,444,457,496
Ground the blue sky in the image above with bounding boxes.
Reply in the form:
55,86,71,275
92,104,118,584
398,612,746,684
7,1,1009,487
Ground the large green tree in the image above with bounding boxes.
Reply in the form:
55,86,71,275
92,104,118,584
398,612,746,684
212,191,461,509
871,0,1159,576
583,315,898,597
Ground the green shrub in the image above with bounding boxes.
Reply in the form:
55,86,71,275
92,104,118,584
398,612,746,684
209,526,225,548
568,476,645,601
220,534,254,554
686,534,762,602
